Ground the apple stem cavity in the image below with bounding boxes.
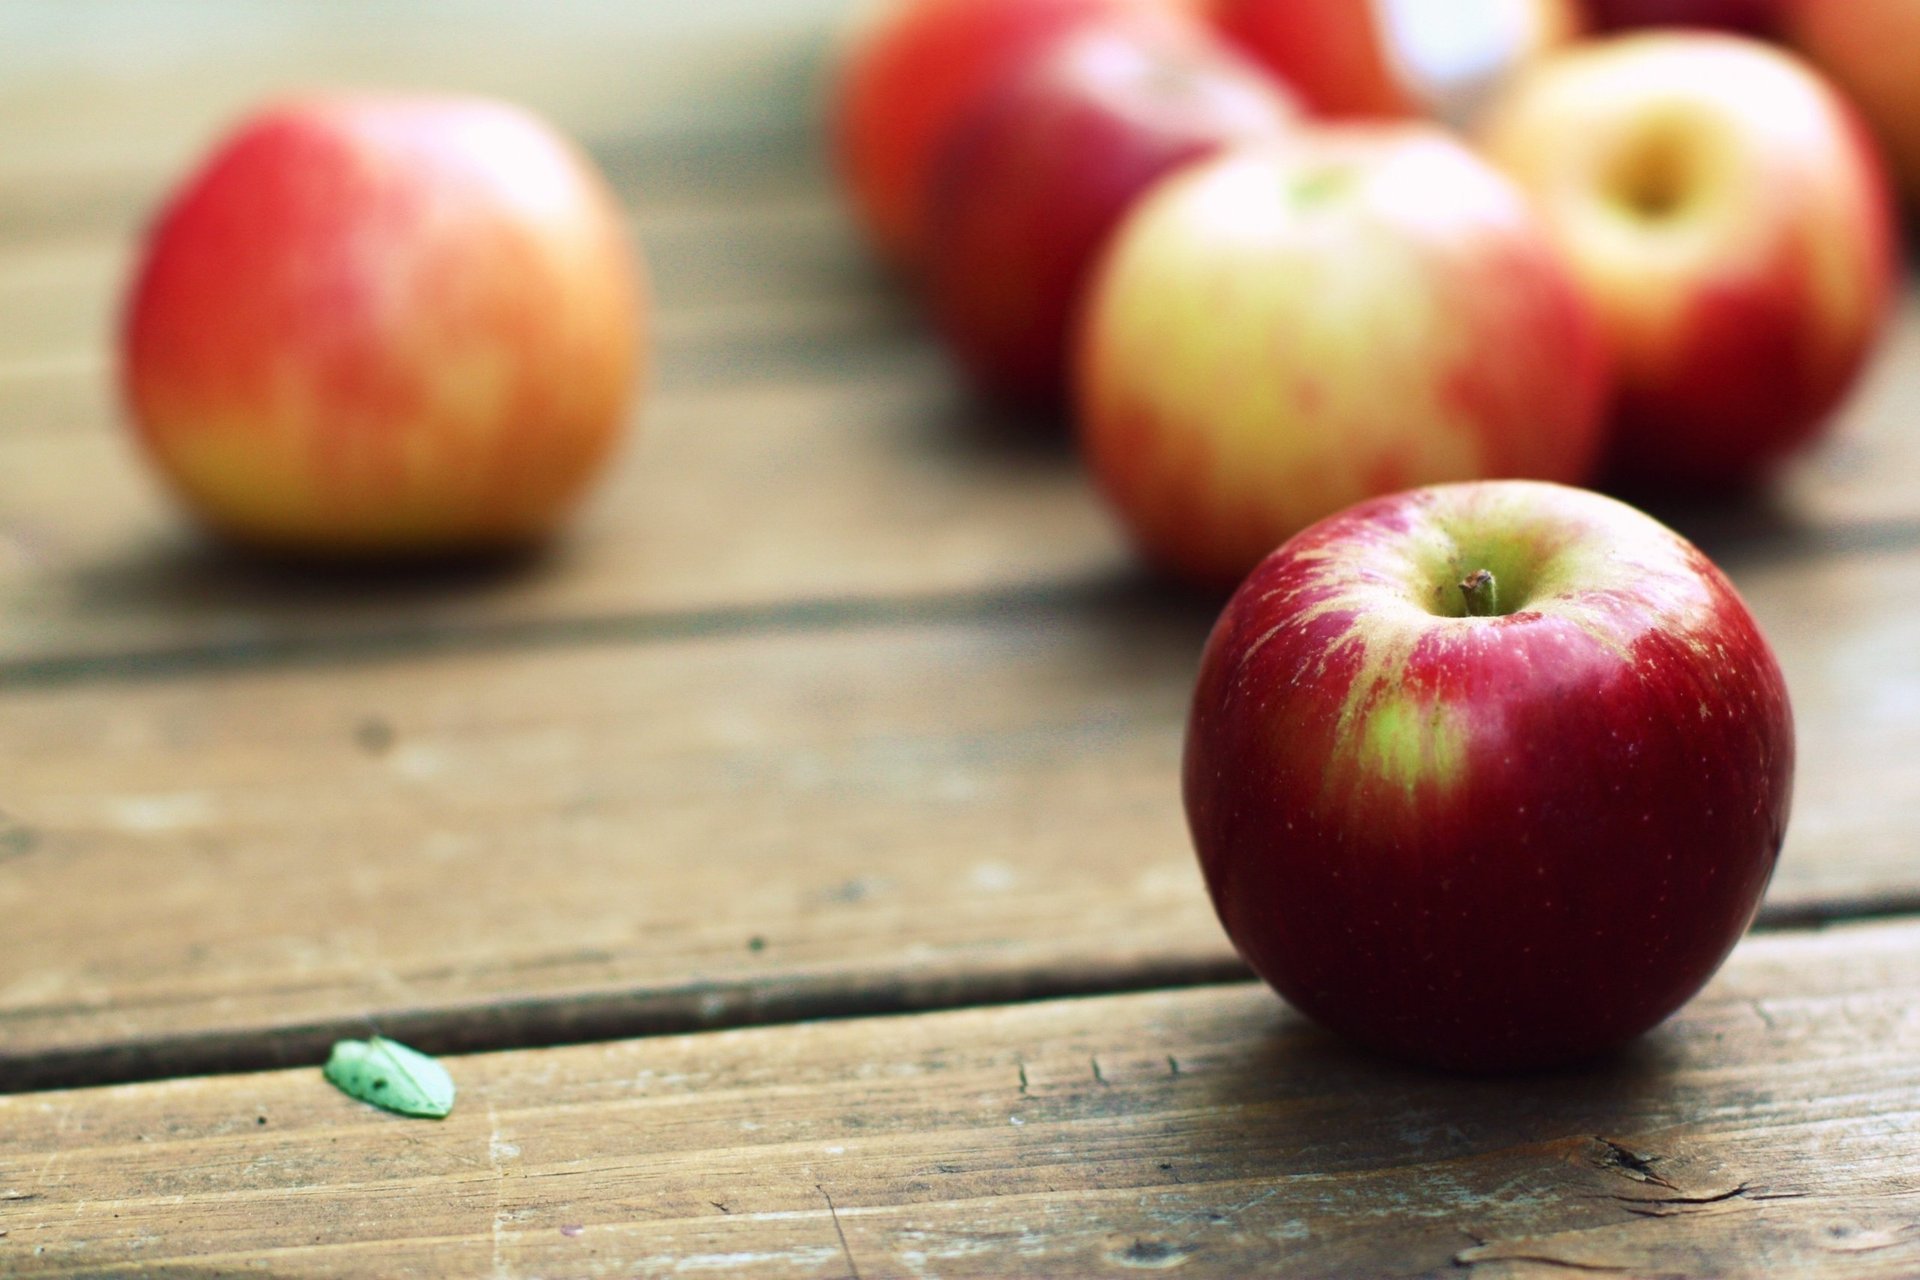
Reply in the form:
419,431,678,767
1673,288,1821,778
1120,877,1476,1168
1459,568,1499,618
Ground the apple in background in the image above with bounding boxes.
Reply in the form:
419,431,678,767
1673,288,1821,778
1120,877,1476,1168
1075,127,1607,588
1208,0,1582,125
123,94,646,555
830,0,1186,277
1481,34,1898,492
1786,0,1920,206
1186,479,1793,1071
924,14,1298,409
1582,0,1783,36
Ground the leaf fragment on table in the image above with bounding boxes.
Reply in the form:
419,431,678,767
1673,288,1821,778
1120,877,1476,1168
323,1036,455,1118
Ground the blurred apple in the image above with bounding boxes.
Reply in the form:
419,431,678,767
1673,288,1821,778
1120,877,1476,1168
1076,127,1607,587
830,0,1181,276
1786,0,1920,206
1209,0,1582,124
924,14,1297,408
1481,34,1898,491
123,94,646,556
1583,0,1782,36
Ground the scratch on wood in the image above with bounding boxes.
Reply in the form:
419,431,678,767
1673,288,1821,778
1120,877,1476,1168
819,1184,860,1280
487,1104,513,1280
1018,1061,1029,1096
1091,1056,1108,1086
1166,1055,1181,1077
1749,998,1779,1030
710,1200,732,1214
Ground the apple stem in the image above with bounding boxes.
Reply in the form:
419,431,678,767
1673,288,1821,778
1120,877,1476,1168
1460,569,1498,618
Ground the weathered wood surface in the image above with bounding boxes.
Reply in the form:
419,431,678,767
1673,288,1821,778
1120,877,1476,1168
5,919,1920,1278
6,530,1920,1088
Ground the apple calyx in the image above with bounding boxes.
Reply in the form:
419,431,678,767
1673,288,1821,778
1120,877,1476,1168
1458,568,1499,617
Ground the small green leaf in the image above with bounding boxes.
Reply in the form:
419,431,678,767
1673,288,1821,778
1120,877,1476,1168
323,1036,455,1118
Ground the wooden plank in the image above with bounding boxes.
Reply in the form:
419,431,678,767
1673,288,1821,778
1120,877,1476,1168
4,535,1918,1088
5,919,1919,1277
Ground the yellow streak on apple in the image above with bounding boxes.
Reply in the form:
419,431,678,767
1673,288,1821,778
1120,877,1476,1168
1266,482,1723,805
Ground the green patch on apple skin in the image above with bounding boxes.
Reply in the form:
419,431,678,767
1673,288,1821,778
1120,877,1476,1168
1353,693,1468,798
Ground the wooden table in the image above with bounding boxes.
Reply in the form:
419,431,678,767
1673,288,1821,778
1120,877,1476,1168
4,5,1919,1276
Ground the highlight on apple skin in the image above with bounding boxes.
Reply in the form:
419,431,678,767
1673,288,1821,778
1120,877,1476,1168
122,93,647,556
1185,479,1793,1072
923,12,1298,409
1208,0,1583,124
1480,33,1899,492
1785,0,1920,207
1074,126,1608,589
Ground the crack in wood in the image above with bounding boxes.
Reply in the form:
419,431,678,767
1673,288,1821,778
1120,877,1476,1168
819,1184,860,1280
1455,1251,1634,1274
1593,1137,1681,1192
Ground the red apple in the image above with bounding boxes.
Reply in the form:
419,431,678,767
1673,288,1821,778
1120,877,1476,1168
829,0,1166,276
1480,34,1898,491
1209,0,1582,124
1075,126,1607,588
1582,0,1783,36
1186,479,1793,1071
924,14,1297,408
1785,0,1920,206
123,94,646,555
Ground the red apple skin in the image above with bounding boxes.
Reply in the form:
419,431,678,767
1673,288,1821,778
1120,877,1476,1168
830,0,1158,276
123,94,645,555
924,15,1298,408
1076,127,1607,588
1208,0,1582,120
1186,480,1793,1072
1786,0,1920,206
1582,0,1782,35
1481,34,1898,491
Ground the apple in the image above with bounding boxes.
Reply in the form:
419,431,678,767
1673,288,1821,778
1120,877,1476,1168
1582,0,1783,36
829,0,1175,276
1186,479,1793,1071
1208,0,1582,125
924,13,1298,408
122,94,646,555
1480,34,1898,492
1075,126,1607,588
1785,0,1920,206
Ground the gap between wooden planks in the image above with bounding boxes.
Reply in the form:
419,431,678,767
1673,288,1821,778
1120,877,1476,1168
3,918,1919,1278
2,533,1918,1092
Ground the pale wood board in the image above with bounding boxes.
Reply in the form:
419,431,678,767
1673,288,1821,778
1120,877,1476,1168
4,533,1918,1087
4,920,1920,1278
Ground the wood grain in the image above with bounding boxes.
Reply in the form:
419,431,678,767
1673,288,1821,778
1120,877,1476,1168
5,532,1919,1088
5,920,1919,1278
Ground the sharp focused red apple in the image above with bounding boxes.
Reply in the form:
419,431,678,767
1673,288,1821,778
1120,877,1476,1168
1209,0,1582,123
123,94,646,554
1186,479,1793,1071
829,0,1173,276
924,14,1297,408
1480,33,1898,491
1785,0,1920,206
1075,126,1607,588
